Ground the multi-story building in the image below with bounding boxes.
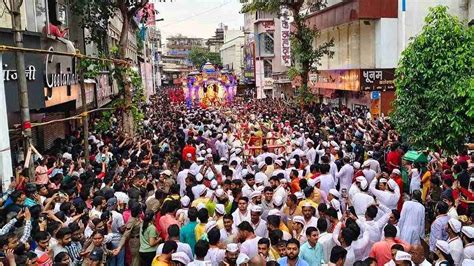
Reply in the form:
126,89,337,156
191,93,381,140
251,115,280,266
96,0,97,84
220,27,245,80
166,35,206,66
0,0,145,155
160,55,190,87
0,0,83,155
207,24,225,53
242,6,293,99
308,0,473,115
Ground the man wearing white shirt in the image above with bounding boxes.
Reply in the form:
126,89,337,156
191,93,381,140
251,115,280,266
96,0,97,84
350,179,374,219
398,190,425,245
363,151,381,173
336,157,354,191
302,203,318,233
155,224,193,261
205,222,226,266
256,147,278,163
316,164,336,195
359,205,391,253
232,197,251,226
369,177,400,210
305,140,316,165
321,155,338,185
317,218,335,263
409,245,432,266
315,143,326,164
188,240,212,266
242,174,256,198
177,164,191,196
250,205,268,238
289,142,305,159
270,175,288,204
237,221,262,259
361,163,377,185
446,218,464,266
220,214,238,244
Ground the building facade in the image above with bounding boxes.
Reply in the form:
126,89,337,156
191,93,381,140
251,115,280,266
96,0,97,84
207,25,225,53
220,28,245,80
166,35,206,66
243,7,293,99
308,0,473,115
0,0,148,155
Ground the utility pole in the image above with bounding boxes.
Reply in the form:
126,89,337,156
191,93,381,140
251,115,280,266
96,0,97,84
77,59,90,166
8,0,34,178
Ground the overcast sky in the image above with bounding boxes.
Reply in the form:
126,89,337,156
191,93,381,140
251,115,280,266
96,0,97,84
151,0,244,41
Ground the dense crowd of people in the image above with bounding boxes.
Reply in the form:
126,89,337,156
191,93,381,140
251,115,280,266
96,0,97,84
1,91,474,266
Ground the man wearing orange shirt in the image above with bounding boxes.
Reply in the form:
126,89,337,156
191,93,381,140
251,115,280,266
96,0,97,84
289,169,301,194
369,224,410,266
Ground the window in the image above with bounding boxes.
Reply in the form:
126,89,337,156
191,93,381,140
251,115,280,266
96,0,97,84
263,60,272,78
264,33,274,54
25,0,48,32
258,33,274,57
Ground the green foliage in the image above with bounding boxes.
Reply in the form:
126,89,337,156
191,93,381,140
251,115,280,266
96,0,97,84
136,31,144,52
392,6,474,154
128,68,146,131
296,85,316,104
188,47,222,68
287,67,300,80
78,55,111,79
70,0,116,52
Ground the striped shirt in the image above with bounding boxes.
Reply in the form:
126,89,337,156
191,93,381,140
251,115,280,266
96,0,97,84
65,241,83,266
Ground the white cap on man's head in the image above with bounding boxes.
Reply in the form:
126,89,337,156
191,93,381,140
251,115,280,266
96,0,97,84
215,204,225,215
226,243,239,252
180,196,190,207
329,189,340,198
448,218,462,233
395,251,412,261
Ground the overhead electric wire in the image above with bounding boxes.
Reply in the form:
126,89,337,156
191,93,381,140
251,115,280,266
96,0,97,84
160,0,232,28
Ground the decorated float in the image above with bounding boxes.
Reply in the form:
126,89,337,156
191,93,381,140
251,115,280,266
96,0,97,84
183,62,237,108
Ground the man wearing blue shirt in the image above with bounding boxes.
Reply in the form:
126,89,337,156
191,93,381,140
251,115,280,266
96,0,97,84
277,238,309,266
299,227,325,266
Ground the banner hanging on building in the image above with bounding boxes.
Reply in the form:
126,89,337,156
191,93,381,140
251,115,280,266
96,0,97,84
280,5,291,67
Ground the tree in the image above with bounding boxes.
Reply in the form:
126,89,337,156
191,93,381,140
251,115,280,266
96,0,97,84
241,0,334,104
392,6,474,154
188,47,222,68
70,0,115,53
71,0,150,136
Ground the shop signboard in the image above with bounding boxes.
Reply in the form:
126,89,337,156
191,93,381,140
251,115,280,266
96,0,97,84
280,5,291,67
311,70,360,91
360,68,395,91
1,33,46,113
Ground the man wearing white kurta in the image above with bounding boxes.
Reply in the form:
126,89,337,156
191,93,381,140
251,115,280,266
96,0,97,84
350,179,374,220
317,220,335,263
249,206,268,238
305,141,316,165
446,218,464,266
316,164,336,195
238,221,262,259
362,152,381,173
232,198,251,226
369,178,400,210
336,157,354,191
398,191,425,245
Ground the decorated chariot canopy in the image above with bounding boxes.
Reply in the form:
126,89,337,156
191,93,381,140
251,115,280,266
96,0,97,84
183,61,237,109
